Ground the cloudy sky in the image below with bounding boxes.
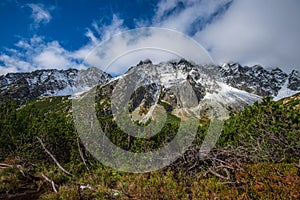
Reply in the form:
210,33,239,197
0,0,299,75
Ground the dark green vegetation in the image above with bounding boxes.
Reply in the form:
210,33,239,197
0,93,299,199
220,97,300,162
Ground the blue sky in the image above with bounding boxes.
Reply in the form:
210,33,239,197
0,0,158,51
0,0,300,75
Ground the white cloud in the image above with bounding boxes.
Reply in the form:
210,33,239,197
73,0,226,75
152,0,232,34
85,29,99,44
34,51,71,69
93,14,126,41
2,0,299,75
0,36,78,75
72,15,128,65
195,0,300,72
32,41,74,69
27,3,52,28
153,0,181,21
0,1,231,75
0,66,18,75
81,28,213,75
0,54,32,75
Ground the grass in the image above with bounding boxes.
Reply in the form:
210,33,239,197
1,161,299,199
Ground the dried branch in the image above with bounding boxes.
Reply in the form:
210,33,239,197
0,163,13,168
120,183,139,199
77,138,89,171
42,173,58,193
37,137,73,177
218,181,234,185
16,165,25,177
208,167,230,180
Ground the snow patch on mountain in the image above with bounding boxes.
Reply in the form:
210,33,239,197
1,60,299,106
273,80,300,101
203,82,262,110
219,62,299,98
0,68,112,103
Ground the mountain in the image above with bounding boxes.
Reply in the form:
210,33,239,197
93,59,262,123
0,60,299,107
0,67,112,104
287,70,300,90
0,62,299,199
219,63,299,97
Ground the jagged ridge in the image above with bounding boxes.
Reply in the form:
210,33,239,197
0,67,112,103
0,60,299,106
219,62,300,97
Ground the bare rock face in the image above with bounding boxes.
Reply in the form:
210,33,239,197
1,59,299,114
0,67,111,104
219,63,291,96
287,70,300,91
94,60,261,122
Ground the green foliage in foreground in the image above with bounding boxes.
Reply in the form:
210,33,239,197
220,96,300,162
0,94,299,164
0,94,299,199
0,96,78,163
0,161,299,199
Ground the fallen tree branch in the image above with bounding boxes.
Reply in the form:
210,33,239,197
16,165,25,177
0,163,13,169
120,183,139,199
208,167,230,180
37,137,73,177
218,181,238,185
42,173,58,193
0,163,27,178
77,138,89,171
218,181,244,186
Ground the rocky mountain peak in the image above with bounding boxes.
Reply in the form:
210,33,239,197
0,67,112,104
0,60,299,107
137,58,152,66
219,63,292,97
287,70,300,90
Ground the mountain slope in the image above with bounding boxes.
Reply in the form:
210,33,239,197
0,60,299,106
0,73,299,199
92,60,262,123
219,62,300,97
0,67,112,104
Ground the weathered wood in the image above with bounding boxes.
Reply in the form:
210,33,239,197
42,173,58,193
37,137,73,177
77,138,89,171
